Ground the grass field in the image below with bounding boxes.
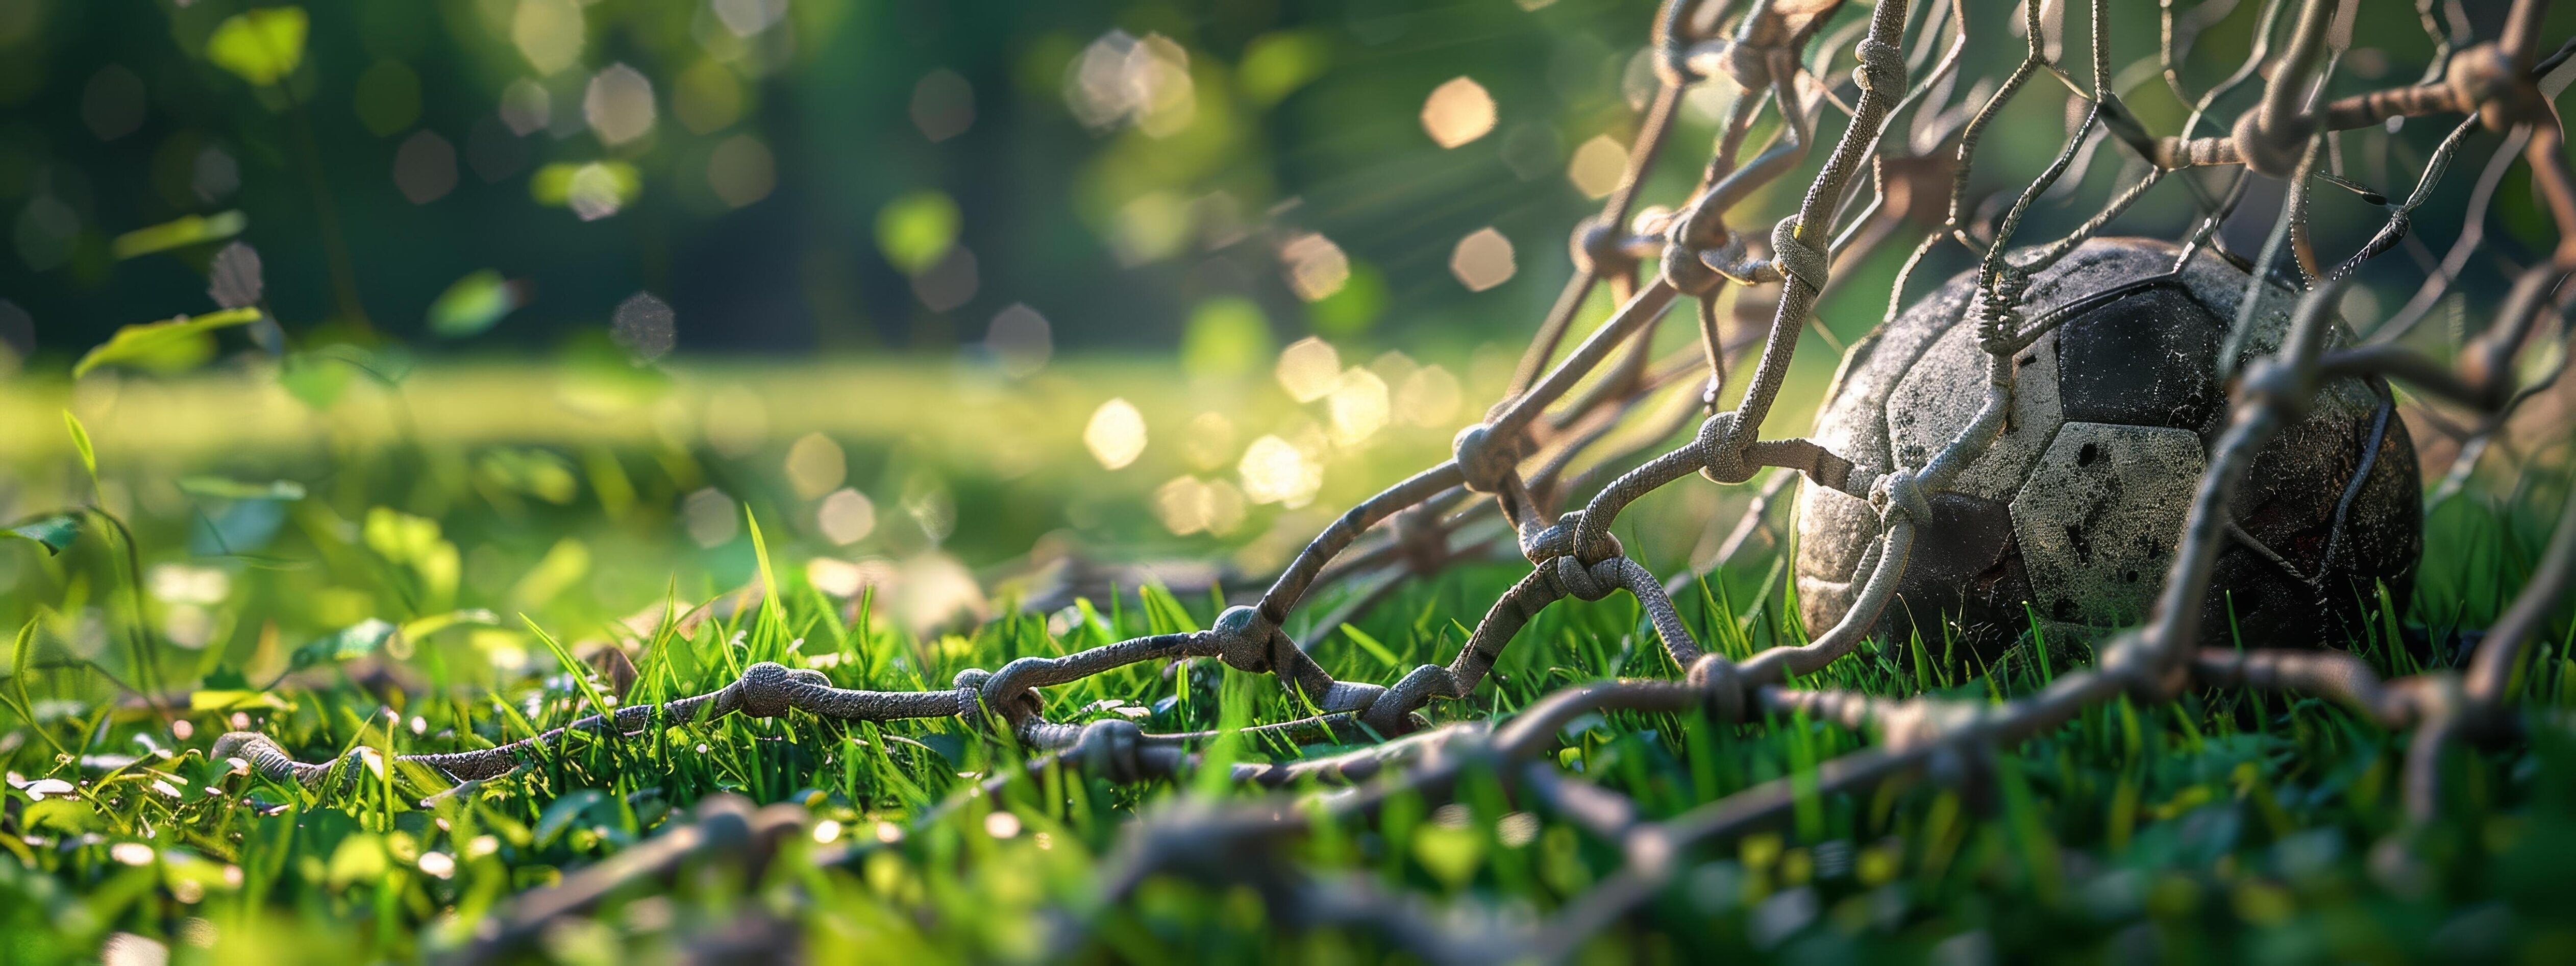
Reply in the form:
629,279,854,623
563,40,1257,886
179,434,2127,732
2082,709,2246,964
3,354,2572,965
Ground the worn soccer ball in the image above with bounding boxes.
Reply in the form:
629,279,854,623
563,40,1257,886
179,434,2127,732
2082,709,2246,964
1794,237,2420,662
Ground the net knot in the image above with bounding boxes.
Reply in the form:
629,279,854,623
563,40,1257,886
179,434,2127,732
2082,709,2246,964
1069,719,1148,784
1365,663,1463,736
1569,214,1633,277
2447,42,2539,130
979,657,1057,723
951,668,995,719
1693,411,1753,484
1521,511,1621,566
736,661,797,719
2228,110,2311,179
1544,554,1624,602
2237,356,2317,420
1451,423,1521,494
1658,235,1727,297
1769,217,1829,292
1209,605,1284,674
1871,470,1934,529
1686,655,1747,724
1392,506,1450,574
1972,273,2030,357
1851,37,1906,97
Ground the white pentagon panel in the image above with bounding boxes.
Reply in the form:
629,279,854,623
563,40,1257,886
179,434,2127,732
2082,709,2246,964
1883,320,2063,502
2009,422,2207,627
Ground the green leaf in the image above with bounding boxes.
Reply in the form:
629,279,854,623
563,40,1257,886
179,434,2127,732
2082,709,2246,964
288,618,398,669
61,410,94,479
1239,30,1330,106
206,7,308,87
4,619,61,756
746,507,786,663
524,615,617,726
1180,297,1272,379
534,790,607,846
72,307,264,378
1410,823,1486,888
111,211,246,260
324,833,387,888
530,161,640,215
188,689,291,712
22,798,99,835
177,476,306,501
1308,260,1386,337
428,269,524,337
4,514,79,556
399,609,501,641
1340,623,1400,669
874,190,960,275
202,665,252,690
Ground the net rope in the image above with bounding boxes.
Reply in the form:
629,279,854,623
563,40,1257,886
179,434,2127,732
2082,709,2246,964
199,1,2576,958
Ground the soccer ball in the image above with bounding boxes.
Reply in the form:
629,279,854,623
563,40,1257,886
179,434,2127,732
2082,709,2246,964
1794,237,2420,662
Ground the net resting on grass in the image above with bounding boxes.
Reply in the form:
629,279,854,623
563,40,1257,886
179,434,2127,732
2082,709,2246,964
211,0,2576,959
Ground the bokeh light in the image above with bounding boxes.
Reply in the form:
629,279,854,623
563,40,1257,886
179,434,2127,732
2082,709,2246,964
816,489,879,546
1278,232,1349,302
584,64,658,147
355,61,422,137
680,487,739,548
1567,134,1628,200
707,134,775,208
1180,411,1236,470
499,79,551,135
1327,367,1390,446
510,0,584,76
1274,337,1341,403
81,65,144,142
911,246,979,311
394,131,458,205
702,388,769,460
985,303,1052,377
911,69,975,143
711,0,789,38
1420,77,1496,148
1449,227,1516,292
1237,434,1322,507
1066,31,1195,138
611,291,676,360
1396,364,1465,427
674,61,744,135
1084,398,1147,469
1154,475,1248,536
783,432,847,499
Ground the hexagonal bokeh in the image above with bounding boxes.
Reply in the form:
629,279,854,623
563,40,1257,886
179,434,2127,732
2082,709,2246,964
1884,315,2063,502
2010,422,2208,626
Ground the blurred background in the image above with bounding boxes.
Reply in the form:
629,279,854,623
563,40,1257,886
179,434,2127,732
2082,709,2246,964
3,0,1680,357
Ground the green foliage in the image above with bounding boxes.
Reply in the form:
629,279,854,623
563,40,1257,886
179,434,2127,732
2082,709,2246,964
2,514,79,556
60,411,93,482
205,7,309,86
1181,296,1272,378
1238,30,1330,106
176,476,307,501
427,270,522,338
1308,260,1388,337
530,161,641,213
70,307,264,378
875,190,962,276
110,211,246,260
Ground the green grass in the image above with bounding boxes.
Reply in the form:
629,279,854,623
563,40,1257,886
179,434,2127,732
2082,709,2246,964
3,366,2573,965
